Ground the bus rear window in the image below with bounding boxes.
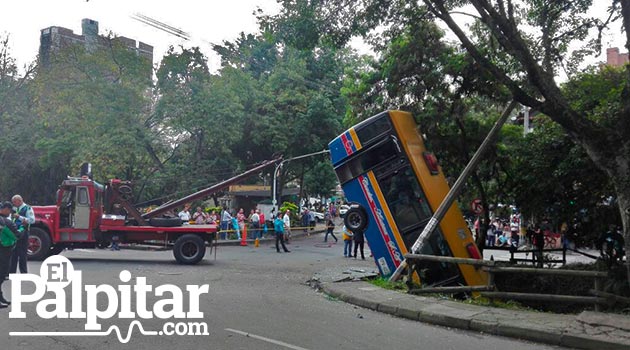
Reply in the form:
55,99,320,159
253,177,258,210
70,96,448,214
335,139,399,183
355,114,392,145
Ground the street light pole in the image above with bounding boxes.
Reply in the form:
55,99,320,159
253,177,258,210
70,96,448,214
271,149,331,217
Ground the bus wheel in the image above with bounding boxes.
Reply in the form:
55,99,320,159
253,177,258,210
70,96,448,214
28,227,52,261
173,234,206,265
345,206,368,232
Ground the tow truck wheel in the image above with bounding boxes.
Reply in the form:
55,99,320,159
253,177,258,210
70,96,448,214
47,245,65,257
28,227,52,261
344,205,368,233
173,234,206,265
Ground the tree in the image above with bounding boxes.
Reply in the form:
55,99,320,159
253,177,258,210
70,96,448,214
31,36,158,202
417,0,630,281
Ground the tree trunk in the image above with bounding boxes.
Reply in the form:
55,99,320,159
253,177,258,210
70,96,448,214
609,170,630,283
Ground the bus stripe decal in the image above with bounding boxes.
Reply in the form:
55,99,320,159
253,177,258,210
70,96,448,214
340,133,353,156
366,172,408,256
348,128,362,151
357,174,402,266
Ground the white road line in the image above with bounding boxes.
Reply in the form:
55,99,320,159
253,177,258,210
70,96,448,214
224,328,310,350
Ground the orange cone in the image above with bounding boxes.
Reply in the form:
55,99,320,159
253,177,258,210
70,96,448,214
240,225,248,246
254,238,260,248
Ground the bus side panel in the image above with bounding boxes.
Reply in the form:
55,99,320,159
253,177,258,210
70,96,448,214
329,130,362,166
389,110,488,287
342,173,405,278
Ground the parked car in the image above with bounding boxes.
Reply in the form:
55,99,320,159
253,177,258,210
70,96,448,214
301,207,325,223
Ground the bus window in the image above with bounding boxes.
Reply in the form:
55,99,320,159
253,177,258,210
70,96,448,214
335,138,399,184
355,114,392,145
378,165,433,235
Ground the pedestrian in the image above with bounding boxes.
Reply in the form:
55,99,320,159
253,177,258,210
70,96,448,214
10,195,34,275
301,209,310,236
220,206,232,240
342,225,353,257
178,204,191,223
273,215,290,253
283,210,292,244
353,227,365,260
533,226,545,267
237,208,246,234
258,210,266,237
208,210,218,225
231,215,241,240
308,210,315,230
1,201,21,307
486,224,495,247
250,209,261,239
324,214,338,243
192,207,208,225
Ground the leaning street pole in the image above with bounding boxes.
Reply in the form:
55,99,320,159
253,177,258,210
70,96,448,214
389,101,518,282
272,149,331,216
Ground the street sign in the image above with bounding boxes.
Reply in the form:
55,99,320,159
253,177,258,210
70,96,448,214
471,198,483,214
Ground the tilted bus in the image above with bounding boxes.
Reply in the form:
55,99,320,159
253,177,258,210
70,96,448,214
329,110,486,287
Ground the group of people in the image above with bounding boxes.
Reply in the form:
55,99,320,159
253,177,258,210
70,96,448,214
220,207,268,241
0,195,35,309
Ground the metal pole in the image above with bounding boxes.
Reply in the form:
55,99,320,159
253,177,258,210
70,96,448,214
271,149,330,217
389,101,517,282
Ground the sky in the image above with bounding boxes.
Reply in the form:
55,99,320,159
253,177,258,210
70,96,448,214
0,0,626,74
0,0,282,71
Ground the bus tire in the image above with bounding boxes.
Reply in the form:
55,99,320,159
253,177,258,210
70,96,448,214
28,227,52,261
149,217,183,227
173,234,206,265
344,206,368,233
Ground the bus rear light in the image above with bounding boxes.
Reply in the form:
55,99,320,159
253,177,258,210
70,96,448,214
423,152,439,175
466,243,482,260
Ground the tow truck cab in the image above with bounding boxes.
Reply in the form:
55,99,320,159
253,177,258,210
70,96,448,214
29,177,106,260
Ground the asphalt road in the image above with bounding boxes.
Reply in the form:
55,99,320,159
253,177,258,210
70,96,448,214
1,232,567,350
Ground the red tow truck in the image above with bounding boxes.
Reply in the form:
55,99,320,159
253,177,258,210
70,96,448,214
27,159,280,264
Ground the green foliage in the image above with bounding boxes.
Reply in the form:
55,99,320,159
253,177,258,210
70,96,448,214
280,201,299,214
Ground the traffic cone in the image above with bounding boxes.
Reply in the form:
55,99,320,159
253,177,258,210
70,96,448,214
240,225,248,246
254,238,260,248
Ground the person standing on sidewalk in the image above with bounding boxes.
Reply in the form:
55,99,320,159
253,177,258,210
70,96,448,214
324,214,338,243
353,227,365,259
10,195,34,275
273,215,290,253
301,209,310,237
220,206,232,240
283,210,292,243
1,201,22,307
250,209,261,239
533,226,545,267
342,225,353,257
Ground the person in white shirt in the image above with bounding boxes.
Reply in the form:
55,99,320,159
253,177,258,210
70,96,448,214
250,210,261,239
283,210,292,244
178,204,191,223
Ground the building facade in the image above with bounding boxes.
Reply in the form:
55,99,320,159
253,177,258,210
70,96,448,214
606,47,629,67
39,18,153,66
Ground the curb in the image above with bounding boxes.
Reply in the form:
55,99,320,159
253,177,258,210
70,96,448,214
317,281,630,350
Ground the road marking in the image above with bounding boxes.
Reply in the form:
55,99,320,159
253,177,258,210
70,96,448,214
224,328,310,350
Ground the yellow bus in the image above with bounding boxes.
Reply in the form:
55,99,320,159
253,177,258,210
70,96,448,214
329,110,487,287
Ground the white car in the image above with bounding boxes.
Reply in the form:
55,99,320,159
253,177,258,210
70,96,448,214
339,205,350,217
300,208,325,222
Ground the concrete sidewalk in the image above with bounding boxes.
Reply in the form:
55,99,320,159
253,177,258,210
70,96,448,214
313,278,630,350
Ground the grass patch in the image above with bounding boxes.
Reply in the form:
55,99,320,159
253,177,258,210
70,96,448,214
368,277,407,291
